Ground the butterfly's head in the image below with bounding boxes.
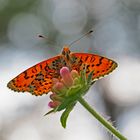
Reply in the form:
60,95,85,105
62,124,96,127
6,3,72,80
62,46,71,57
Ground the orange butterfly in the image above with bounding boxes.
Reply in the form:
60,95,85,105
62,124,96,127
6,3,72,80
7,45,117,96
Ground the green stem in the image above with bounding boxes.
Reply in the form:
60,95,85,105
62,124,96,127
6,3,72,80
78,96,127,140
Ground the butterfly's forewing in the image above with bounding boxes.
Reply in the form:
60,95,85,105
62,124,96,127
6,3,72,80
71,53,117,80
8,47,117,96
7,55,64,96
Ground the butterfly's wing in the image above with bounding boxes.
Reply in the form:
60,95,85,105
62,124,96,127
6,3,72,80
7,55,65,96
70,53,117,80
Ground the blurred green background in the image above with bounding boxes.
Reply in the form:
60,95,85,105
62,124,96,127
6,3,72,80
1,0,140,140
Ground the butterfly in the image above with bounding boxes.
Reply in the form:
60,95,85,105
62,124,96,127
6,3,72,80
7,45,117,96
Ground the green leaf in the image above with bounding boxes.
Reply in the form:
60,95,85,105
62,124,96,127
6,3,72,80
57,93,80,111
44,107,59,116
44,109,55,116
87,71,94,84
60,103,75,128
67,85,82,96
56,85,83,111
80,68,86,84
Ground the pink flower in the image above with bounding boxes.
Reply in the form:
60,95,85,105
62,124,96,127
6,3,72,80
48,67,79,108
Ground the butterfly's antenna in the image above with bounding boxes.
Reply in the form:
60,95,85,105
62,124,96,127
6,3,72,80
38,34,57,46
68,30,94,47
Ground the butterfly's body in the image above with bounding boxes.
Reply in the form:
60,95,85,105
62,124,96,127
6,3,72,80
7,45,117,96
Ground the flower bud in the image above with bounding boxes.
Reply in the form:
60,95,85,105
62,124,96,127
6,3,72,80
60,67,73,87
52,81,67,94
48,101,61,108
52,78,59,84
71,70,79,79
50,93,63,101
